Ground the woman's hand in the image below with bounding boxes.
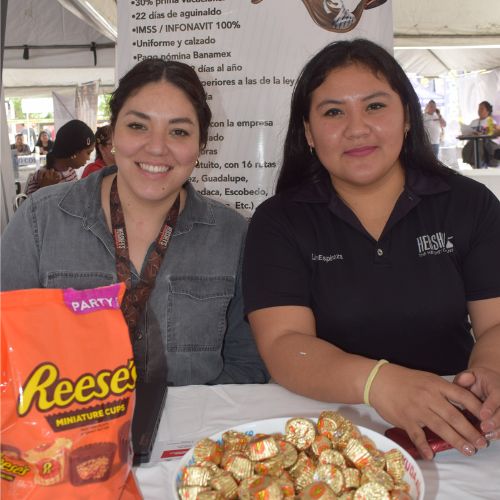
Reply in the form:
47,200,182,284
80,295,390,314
454,367,500,441
370,364,487,460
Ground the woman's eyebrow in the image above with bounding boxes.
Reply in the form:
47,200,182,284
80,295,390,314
123,110,194,125
317,91,392,108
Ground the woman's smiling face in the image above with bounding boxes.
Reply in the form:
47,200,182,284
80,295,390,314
112,80,200,205
304,63,407,191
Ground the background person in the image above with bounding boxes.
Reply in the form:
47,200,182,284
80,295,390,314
81,125,114,178
11,133,31,155
462,101,499,167
243,39,500,461
24,119,95,196
1,59,268,386
423,99,446,157
34,130,54,155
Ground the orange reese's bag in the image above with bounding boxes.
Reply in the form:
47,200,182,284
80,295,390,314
1,284,142,499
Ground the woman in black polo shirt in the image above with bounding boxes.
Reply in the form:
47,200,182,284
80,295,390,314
243,39,500,460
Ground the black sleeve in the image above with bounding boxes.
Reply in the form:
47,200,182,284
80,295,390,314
463,184,500,300
242,197,311,314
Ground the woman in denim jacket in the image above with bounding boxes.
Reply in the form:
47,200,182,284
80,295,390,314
1,59,268,386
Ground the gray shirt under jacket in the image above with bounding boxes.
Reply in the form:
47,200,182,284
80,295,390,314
1,166,268,386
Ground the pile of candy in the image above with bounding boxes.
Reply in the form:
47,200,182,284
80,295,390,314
177,411,413,499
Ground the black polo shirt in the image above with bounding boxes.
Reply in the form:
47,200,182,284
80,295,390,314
243,168,500,375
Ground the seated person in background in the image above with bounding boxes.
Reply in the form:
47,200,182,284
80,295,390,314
34,130,54,154
423,99,446,157
243,39,500,460
81,125,115,178
462,101,499,167
1,58,268,386
25,119,95,196
11,134,31,155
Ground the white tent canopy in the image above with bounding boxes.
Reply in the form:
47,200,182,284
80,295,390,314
393,0,500,76
2,0,500,97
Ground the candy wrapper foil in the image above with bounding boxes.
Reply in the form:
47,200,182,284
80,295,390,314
317,411,347,440
311,435,333,457
248,435,279,461
353,481,391,499
384,449,405,483
285,418,316,450
238,475,282,499
314,463,345,494
193,438,223,465
319,449,347,468
289,451,316,491
343,467,361,489
277,439,299,468
344,438,373,469
277,473,296,497
223,453,253,482
222,430,250,453
181,465,214,487
178,485,210,499
254,454,284,477
299,481,337,499
361,464,394,491
210,471,238,499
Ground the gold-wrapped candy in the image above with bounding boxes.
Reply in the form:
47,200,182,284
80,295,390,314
198,461,224,478
193,438,223,465
344,438,373,470
254,454,284,477
238,475,282,500
318,449,347,468
197,491,224,500
343,467,361,490
178,486,211,499
223,453,254,482
277,473,295,497
288,451,316,492
277,439,298,468
317,411,347,440
361,464,395,491
181,465,213,487
177,412,415,500
222,430,250,452
310,434,333,457
248,435,279,461
354,481,391,499
285,418,317,450
314,463,345,494
210,471,238,499
299,481,337,499
384,449,405,483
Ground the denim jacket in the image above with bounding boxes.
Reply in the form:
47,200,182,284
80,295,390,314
1,166,268,386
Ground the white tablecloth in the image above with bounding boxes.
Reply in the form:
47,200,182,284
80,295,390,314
135,384,500,499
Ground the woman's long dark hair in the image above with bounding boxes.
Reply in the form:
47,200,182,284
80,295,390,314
109,59,212,148
276,39,452,194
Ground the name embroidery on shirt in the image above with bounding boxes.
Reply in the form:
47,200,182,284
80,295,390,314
416,232,454,257
311,253,344,262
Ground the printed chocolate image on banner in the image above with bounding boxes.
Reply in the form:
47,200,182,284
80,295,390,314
251,0,387,33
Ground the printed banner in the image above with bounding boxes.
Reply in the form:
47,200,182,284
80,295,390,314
117,0,393,215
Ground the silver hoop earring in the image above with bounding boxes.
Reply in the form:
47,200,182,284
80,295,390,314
309,146,315,156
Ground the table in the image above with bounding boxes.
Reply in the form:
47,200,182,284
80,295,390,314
457,134,495,168
134,384,500,499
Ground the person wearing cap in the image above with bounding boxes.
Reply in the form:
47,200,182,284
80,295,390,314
25,119,95,196
81,125,114,178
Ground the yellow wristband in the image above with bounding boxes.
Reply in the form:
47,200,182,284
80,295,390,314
363,359,389,406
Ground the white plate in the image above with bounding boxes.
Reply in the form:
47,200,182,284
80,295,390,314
173,417,425,499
